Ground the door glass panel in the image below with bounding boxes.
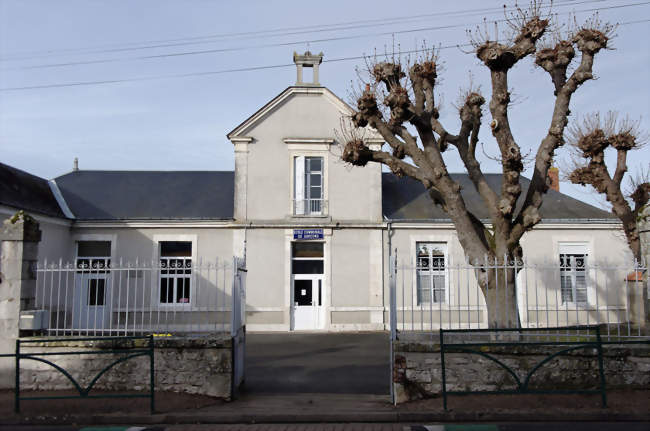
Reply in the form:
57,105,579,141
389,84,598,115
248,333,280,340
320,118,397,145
294,280,313,306
88,279,105,306
292,242,323,258
160,241,191,257
292,260,324,274
78,241,111,257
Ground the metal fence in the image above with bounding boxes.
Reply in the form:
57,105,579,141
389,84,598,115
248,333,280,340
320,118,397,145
14,335,155,413
389,254,649,341
34,257,245,336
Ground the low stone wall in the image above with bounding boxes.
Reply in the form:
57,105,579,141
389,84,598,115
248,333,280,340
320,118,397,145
393,338,650,404
17,335,232,399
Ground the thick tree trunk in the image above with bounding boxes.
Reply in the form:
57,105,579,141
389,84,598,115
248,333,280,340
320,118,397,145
477,265,521,328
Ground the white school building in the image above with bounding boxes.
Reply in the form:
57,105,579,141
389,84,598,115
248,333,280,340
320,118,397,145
1,52,637,334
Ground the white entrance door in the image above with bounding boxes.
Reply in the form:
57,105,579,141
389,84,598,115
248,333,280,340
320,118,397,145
72,273,111,331
292,275,323,330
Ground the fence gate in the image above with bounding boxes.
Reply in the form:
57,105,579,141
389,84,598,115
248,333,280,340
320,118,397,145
231,256,247,395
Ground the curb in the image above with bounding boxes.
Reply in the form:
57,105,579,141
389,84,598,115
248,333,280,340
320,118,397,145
2,410,649,425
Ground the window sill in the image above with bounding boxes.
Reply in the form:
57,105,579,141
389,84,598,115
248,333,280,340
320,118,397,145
289,215,332,222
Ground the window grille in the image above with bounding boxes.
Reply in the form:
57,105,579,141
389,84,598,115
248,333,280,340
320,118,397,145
416,242,446,304
560,253,588,304
159,241,192,305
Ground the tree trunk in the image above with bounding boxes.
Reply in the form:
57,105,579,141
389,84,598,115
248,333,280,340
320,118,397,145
478,265,521,328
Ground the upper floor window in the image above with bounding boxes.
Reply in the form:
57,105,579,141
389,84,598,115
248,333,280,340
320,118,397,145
559,243,588,305
159,241,192,305
294,156,325,216
416,242,447,304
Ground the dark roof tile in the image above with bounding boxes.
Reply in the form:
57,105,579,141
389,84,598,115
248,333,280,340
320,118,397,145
381,173,615,221
55,171,234,220
0,162,66,218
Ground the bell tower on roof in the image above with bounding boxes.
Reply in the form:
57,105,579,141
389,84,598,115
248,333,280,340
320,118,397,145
293,51,323,86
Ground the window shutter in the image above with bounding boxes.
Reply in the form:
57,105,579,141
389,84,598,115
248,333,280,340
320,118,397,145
294,156,305,215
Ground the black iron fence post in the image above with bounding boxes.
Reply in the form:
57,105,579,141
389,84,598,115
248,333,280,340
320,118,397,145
440,328,447,411
14,339,20,413
149,334,155,414
596,326,607,407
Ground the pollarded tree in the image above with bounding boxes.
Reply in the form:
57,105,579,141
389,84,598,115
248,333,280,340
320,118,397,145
341,3,616,327
567,112,649,262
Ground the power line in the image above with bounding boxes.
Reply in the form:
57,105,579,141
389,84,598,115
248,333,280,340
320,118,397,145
3,0,646,71
1,17,647,93
0,0,604,62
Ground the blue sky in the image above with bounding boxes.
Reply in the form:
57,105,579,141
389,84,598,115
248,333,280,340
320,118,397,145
1,0,648,209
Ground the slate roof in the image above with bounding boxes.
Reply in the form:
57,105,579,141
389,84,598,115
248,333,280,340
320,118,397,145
0,162,67,218
54,171,234,220
3,162,615,222
382,173,616,221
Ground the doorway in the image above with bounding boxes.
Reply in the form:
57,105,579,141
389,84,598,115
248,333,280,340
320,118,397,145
72,240,112,331
290,241,325,331
292,275,323,330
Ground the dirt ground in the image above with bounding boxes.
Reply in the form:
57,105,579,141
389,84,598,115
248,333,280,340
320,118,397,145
0,389,223,417
400,389,650,416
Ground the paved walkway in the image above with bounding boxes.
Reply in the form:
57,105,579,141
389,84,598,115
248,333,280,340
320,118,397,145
244,332,390,394
1,390,649,426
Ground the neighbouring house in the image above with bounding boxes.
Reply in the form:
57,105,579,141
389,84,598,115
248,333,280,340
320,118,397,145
2,52,637,334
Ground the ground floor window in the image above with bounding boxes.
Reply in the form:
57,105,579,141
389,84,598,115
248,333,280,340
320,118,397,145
159,241,192,304
559,243,588,305
416,242,447,304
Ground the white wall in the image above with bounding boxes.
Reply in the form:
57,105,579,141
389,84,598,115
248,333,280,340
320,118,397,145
231,88,382,223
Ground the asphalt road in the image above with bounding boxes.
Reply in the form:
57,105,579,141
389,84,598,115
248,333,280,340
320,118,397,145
243,332,391,395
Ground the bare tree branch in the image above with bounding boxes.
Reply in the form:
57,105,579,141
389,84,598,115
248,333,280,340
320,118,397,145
565,112,648,260
339,5,626,327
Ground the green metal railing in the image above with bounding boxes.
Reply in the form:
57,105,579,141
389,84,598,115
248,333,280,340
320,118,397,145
12,335,155,414
439,326,607,411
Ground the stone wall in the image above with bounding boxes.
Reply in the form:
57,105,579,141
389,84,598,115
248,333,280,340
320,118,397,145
17,335,233,399
393,338,650,404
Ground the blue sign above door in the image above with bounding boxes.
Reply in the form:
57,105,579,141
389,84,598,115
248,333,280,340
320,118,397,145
293,229,324,240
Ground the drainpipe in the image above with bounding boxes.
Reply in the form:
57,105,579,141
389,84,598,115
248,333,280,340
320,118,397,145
243,222,251,263
385,216,393,263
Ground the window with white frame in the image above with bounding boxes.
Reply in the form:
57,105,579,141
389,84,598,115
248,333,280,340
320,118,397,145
76,241,111,306
294,156,324,215
416,242,447,304
559,243,588,304
159,241,192,305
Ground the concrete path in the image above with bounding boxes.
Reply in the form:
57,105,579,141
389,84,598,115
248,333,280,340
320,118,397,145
243,332,390,395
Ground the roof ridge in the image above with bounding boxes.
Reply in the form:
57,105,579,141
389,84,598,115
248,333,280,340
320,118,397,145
0,161,49,182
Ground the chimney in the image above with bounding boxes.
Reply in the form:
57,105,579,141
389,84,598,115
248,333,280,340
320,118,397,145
293,51,323,86
548,166,559,192
73,157,79,172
